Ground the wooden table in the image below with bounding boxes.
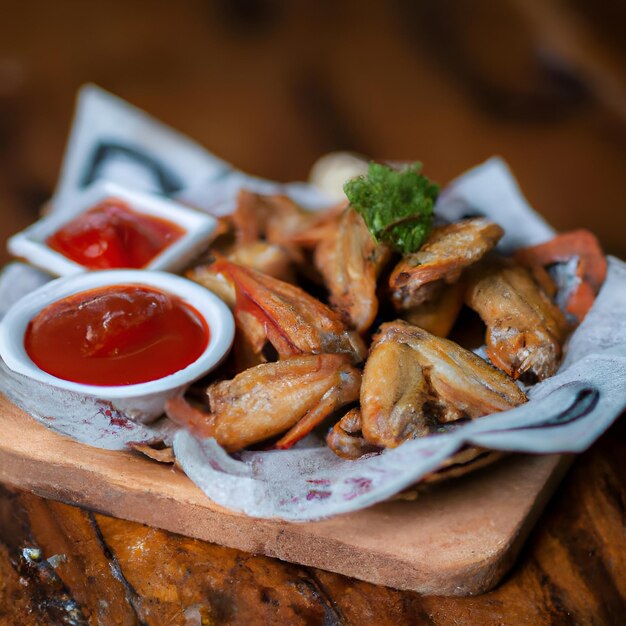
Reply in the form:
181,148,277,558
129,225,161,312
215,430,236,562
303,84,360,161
1,2,625,623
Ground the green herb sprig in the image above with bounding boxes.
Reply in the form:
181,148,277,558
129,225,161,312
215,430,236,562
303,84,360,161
344,162,439,254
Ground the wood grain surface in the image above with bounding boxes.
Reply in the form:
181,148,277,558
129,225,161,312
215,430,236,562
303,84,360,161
1,1,625,623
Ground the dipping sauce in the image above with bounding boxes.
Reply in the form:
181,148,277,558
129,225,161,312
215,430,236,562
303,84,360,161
46,199,185,269
24,285,209,386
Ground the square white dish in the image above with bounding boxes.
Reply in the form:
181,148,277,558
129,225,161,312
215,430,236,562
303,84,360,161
8,180,217,276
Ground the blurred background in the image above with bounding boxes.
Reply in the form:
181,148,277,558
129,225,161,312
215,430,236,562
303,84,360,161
1,0,625,266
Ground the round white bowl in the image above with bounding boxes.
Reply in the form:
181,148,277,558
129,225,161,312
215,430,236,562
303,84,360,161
0,270,234,422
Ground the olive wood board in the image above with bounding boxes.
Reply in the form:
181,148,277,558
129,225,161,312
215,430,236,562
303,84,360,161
0,393,570,596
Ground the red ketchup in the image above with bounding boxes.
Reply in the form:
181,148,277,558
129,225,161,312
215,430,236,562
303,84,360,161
25,285,209,386
46,199,185,269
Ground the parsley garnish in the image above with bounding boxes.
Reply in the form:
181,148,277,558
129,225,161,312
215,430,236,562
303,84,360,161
344,162,438,254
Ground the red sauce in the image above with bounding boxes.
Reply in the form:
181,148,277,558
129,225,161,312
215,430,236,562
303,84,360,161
46,199,186,269
25,285,209,386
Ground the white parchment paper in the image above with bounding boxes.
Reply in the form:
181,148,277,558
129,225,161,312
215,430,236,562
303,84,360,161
1,86,624,520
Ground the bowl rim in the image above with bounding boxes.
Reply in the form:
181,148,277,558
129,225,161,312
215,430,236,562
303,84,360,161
0,269,234,397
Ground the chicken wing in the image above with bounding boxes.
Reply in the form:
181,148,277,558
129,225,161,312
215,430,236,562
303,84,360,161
212,259,366,362
465,258,568,381
165,354,361,452
400,281,465,337
360,321,526,448
188,240,295,308
360,340,431,447
326,408,381,459
314,209,391,333
389,218,504,309
232,189,343,250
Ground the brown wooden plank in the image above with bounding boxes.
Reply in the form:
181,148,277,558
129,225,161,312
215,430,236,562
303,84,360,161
1,418,623,624
0,394,568,597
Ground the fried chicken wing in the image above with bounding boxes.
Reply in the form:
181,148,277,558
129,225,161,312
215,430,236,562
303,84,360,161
389,218,504,309
381,322,527,415
188,241,295,309
227,241,295,283
231,190,295,246
326,408,381,459
187,264,237,308
359,321,526,448
400,281,465,337
314,209,391,333
360,340,430,447
232,189,343,250
165,354,360,452
212,259,366,362
465,258,568,381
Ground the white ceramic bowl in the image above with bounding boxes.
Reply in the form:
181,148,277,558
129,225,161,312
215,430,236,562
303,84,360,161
0,270,234,422
8,180,217,277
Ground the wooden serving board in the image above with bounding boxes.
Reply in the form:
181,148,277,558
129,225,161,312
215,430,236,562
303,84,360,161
0,394,570,596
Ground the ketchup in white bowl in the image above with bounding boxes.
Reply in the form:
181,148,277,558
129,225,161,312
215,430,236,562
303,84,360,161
0,270,234,422
8,180,217,277
46,200,186,270
25,285,209,386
